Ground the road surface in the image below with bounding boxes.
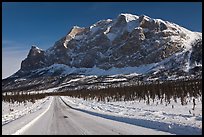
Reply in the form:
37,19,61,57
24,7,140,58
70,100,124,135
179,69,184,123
21,96,172,135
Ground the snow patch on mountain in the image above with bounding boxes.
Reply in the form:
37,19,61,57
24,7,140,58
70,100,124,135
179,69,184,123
119,13,139,22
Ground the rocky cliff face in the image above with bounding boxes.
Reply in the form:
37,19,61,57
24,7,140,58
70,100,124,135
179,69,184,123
21,46,46,71
19,13,202,74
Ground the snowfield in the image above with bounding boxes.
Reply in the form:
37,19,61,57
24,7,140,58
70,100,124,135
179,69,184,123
2,93,202,135
2,96,53,135
60,96,202,135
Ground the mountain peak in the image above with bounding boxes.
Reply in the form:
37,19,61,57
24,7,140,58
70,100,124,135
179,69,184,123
30,45,43,54
118,13,139,22
31,45,41,49
20,45,45,71
139,14,152,21
66,26,86,38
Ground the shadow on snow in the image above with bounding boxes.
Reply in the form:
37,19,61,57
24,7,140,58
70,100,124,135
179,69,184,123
60,97,201,135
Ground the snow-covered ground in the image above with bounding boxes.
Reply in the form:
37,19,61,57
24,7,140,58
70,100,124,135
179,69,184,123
2,96,53,135
61,96,202,135
2,92,202,135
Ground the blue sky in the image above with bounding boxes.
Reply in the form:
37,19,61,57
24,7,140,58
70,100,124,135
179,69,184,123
2,2,202,78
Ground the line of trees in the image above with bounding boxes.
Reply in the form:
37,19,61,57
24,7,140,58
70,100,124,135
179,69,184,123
2,92,49,104
54,78,202,105
2,78,202,105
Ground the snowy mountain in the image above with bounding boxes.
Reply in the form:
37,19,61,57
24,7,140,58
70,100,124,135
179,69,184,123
2,13,202,92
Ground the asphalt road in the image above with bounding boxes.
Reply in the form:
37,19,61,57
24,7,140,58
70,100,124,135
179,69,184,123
22,96,172,135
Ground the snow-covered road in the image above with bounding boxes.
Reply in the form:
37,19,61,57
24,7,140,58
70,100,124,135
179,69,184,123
18,96,172,135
